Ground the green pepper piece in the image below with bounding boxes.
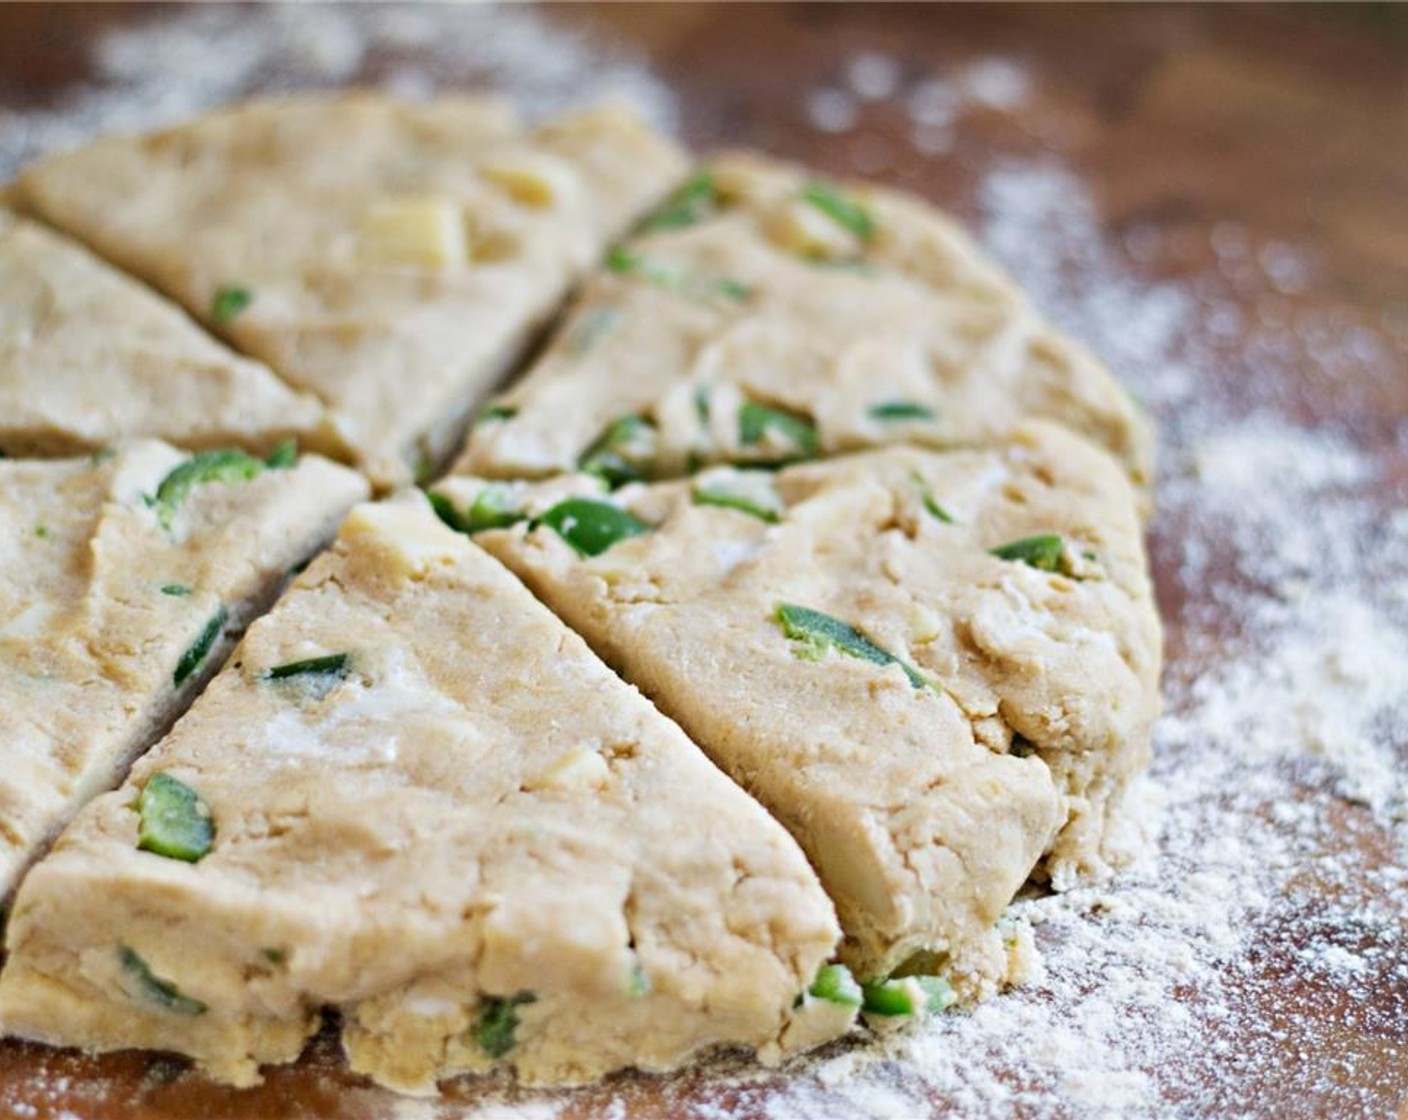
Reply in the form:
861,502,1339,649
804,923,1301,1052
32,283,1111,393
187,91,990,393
990,534,1065,573
692,473,782,524
911,472,955,524
579,415,656,488
147,447,280,530
119,947,208,1015
472,991,536,1059
605,246,645,276
801,181,877,243
160,583,192,597
716,278,753,302
1010,732,1037,758
738,400,819,460
478,404,517,425
860,978,920,1017
211,285,253,324
775,602,927,689
643,171,718,231
430,487,525,537
412,453,439,487
173,605,226,687
808,963,863,1008
605,247,751,303
868,400,936,422
263,653,350,682
263,439,298,470
536,498,651,558
861,974,955,1017
136,772,214,862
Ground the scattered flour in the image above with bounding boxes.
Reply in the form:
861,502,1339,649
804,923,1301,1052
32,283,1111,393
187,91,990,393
1,13,1404,1120
0,4,677,180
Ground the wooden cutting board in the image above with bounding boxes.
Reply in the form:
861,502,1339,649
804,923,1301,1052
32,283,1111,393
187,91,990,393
1,4,1405,1117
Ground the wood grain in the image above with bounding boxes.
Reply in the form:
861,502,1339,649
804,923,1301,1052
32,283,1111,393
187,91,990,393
1,3,1405,1117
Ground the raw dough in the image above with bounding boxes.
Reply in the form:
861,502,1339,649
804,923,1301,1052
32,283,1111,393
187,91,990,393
437,421,1162,989
455,152,1152,497
0,495,846,1091
0,441,367,899
0,209,343,459
11,94,688,487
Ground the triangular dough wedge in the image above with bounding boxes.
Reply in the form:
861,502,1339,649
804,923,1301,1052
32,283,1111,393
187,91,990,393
0,209,344,459
435,421,1162,991
0,442,367,899
12,94,688,487
455,152,1151,495
0,495,846,1091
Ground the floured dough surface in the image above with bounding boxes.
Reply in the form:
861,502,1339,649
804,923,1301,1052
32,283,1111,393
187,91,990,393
437,421,1161,989
0,495,846,1091
12,94,688,486
0,209,342,460
0,442,367,900
455,152,1152,493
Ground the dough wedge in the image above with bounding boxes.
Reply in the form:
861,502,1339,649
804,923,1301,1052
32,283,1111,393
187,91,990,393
0,441,368,899
11,94,688,487
0,495,846,1091
0,209,343,460
436,421,1162,990
455,152,1152,496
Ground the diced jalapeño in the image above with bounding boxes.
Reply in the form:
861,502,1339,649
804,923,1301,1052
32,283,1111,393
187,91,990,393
211,285,253,323
147,443,292,530
579,415,656,488
429,487,525,536
478,404,517,425
868,400,935,422
801,181,877,243
472,991,536,1059
738,400,818,460
808,963,863,1007
990,534,1065,573
263,653,350,682
911,472,955,524
643,170,719,231
136,772,214,863
775,603,928,690
606,247,751,303
691,471,783,524
119,947,208,1015
536,498,651,558
173,605,226,687
860,974,955,1017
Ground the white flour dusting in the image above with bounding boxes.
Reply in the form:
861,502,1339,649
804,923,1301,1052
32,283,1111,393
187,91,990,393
1,14,1405,1120
0,5,676,180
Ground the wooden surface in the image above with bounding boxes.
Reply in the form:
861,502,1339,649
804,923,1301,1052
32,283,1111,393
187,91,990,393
1,4,1406,1118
